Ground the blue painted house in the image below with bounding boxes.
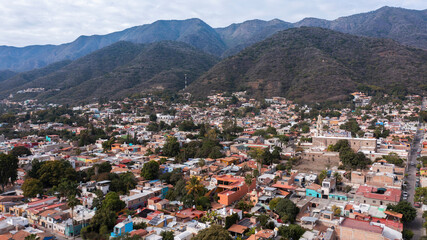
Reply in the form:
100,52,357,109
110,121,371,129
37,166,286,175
306,183,322,198
110,216,133,238
329,193,348,201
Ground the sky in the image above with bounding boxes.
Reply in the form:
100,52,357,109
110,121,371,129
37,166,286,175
0,0,425,47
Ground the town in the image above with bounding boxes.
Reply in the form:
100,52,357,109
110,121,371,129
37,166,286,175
0,91,426,240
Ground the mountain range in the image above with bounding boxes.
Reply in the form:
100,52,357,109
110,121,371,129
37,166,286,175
0,41,218,103
0,6,425,72
0,6,426,104
186,27,427,102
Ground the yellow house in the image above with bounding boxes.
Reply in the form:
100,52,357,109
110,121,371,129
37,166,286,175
219,157,239,166
0,196,24,213
420,168,427,176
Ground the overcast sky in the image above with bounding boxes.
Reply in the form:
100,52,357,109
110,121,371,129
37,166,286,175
0,0,425,47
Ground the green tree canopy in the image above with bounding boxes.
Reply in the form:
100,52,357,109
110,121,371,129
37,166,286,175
415,187,427,204
225,213,239,229
22,178,43,198
273,198,299,223
37,160,77,188
340,118,360,137
10,146,32,157
387,201,416,223
278,224,306,240
192,225,232,240
0,153,19,192
141,160,160,180
160,231,174,240
163,136,180,157
382,153,404,167
103,191,126,212
110,172,137,195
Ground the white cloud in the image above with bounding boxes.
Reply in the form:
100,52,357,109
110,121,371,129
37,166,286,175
0,0,425,46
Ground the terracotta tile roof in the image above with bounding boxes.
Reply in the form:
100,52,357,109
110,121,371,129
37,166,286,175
228,224,248,234
272,183,296,191
384,210,403,219
356,186,401,202
130,229,148,237
345,204,353,211
340,218,382,234
307,183,321,190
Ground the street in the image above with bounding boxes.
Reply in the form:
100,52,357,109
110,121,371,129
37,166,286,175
405,97,426,239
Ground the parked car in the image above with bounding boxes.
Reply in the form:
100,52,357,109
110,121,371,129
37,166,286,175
414,202,422,208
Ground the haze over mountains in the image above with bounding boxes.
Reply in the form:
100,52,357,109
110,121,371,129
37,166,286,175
0,6,426,104
0,6,426,72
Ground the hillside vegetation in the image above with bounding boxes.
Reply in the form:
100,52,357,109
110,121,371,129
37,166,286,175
187,27,427,102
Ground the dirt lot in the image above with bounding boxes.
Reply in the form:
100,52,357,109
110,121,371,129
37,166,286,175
293,157,340,173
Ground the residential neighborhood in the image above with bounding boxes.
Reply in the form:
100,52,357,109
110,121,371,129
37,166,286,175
0,92,426,240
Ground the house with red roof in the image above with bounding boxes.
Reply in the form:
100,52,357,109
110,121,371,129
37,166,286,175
354,186,401,206
213,175,256,206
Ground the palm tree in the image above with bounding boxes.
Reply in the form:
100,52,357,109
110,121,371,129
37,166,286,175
24,234,40,240
319,170,328,184
67,195,80,239
58,180,81,202
244,174,253,194
333,172,342,184
185,176,205,198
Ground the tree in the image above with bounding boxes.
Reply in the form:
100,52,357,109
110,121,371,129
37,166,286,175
278,224,306,240
249,148,264,172
198,159,206,167
272,146,282,161
0,153,18,192
185,176,205,198
57,179,80,199
67,195,80,239
149,114,157,122
37,160,76,188
318,170,328,184
340,119,360,137
163,136,180,157
273,198,299,223
236,200,252,212
382,153,404,167
244,174,253,194
331,205,342,216
110,172,137,195
10,146,32,157
387,201,416,223
22,178,43,198
330,140,371,169
141,161,159,180
28,159,44,179
415,187,427,204
269,197,281,210
160,231,174,240
24,234,40,240
402,229,414,240
225,213,239,229
103,192,126,212
333,172,342,185
178,120,197,132
195,196,211,211
257,214,271,228
192,225,232,240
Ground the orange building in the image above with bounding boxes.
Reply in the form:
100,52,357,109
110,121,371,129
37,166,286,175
218,157,240,166
215,175,256,205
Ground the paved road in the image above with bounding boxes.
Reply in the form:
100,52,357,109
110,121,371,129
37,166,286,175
405,97,426,239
